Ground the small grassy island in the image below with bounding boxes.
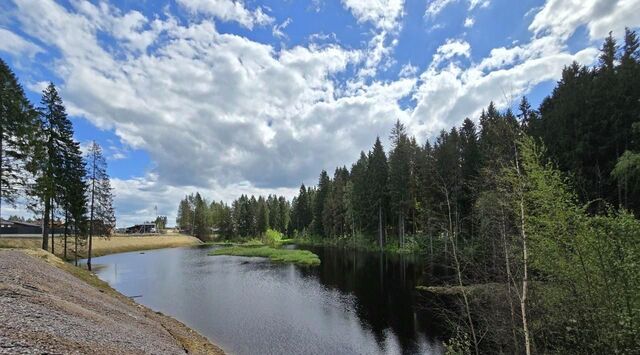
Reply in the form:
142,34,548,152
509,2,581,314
210,246,320,266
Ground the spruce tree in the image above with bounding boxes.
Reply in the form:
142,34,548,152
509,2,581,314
34,83,74,251
311,170,330,237
86,141,115,270
256,196,269,236
388,120,412,247
0,59,37,228
368,136,388,248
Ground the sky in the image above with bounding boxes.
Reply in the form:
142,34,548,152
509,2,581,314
1,0,639,227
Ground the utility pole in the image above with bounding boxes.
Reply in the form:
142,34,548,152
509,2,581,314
154,205,158,234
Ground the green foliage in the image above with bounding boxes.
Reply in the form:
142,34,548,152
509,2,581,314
444,328,472,355
505,136,640,354
0,58,38,208
210,246,320,266
264,228,283,246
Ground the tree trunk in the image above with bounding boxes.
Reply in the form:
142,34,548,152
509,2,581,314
42,196,50,250
501,209,519,353
88,148,96,271
515,151,532,355
74,224,78,267
63,209,68,260
445,191,479,355
50,199,55,255
378,204,383,250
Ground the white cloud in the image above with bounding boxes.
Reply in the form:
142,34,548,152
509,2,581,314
272,17,292,40
112,173,299,227
529,0,640,41
11,0,409,220
464,17,474,28
341,0,405,31
425,0,456,17
430,39,471,68
177,0,274,29
0,27,42,57
398,63,418,77
8,0,640,226
425,0,490,18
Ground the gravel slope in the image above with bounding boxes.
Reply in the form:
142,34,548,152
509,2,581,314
0,249,224,354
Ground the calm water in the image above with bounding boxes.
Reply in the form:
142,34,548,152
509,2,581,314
86,245,445,355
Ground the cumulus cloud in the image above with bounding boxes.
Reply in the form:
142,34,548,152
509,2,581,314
112,173,299,227
341,0,405,31
530,0,640,40
177,0,274,29
0,27,42,57
7,0,639,225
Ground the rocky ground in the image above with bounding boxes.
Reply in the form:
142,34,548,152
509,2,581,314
0,249,224,354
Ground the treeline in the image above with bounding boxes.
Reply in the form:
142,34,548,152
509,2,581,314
0,58,115,269
178,31,640,353
176,193,290,240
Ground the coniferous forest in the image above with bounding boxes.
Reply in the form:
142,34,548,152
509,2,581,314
0,59,115,268
176,31,640,354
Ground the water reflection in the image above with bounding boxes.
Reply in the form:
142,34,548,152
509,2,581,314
85,245,444,355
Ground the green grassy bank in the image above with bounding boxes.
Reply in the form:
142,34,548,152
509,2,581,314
209,245,320,266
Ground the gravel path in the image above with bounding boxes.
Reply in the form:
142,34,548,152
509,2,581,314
0,249,223,354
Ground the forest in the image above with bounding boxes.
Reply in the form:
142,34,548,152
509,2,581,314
176,31,640,354
0,59,115,269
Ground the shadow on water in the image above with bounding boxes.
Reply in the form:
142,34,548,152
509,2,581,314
85,245,450,355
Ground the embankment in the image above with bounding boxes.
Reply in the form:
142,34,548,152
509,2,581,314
0,249,223,354
0,233,202,260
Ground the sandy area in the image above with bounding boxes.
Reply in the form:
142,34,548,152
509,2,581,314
0,249,223,354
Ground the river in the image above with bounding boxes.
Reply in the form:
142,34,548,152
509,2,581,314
87,245,446,355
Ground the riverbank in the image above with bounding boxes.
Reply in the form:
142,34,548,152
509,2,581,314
0,233,203,260
286,236,426,254
0,248,223,354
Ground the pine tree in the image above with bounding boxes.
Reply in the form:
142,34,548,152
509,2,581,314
388,120,412,247
292,184,312,233
368,136,388,248
192,192,208,240
350,152,369,234
60,138,87,261
34,83,75,251
177,196,194,233
311,170,331,237
86,141,115,270
256,196,269,236
0,59,37,227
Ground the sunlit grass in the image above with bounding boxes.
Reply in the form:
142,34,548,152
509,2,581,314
209,246,320,266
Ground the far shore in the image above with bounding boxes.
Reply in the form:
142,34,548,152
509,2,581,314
0,233,203,260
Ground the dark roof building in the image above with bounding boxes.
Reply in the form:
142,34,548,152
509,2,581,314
125,223,157,234
0,220,43,235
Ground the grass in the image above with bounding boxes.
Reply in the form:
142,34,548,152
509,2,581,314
0,233,202,260
209,245,321,266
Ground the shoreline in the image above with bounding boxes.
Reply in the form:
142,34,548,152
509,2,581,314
0,233,203,260
0,248,224,354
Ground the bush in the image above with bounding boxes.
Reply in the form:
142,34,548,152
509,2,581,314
264,229,284,246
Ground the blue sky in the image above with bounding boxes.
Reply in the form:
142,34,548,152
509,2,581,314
1,0,639,226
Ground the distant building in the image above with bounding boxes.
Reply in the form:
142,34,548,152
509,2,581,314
0,220,43,234
125,223,156,234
